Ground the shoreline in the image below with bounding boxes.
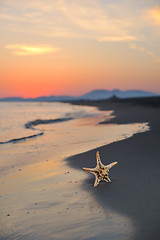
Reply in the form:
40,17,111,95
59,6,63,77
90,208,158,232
66,98,160,240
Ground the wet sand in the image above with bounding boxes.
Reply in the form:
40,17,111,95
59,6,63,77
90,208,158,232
67,97,160,240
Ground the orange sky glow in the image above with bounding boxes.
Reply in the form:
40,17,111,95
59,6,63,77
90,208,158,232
1,0,160,98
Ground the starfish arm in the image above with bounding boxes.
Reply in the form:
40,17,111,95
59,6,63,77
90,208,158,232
96,151,105,169
93,174,101,187
83,167,96,173
104,175,111,182
106,161,118,170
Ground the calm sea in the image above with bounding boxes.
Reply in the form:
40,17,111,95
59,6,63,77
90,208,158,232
0,101,149,174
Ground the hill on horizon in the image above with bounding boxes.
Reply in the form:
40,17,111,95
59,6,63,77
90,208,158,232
0,89,158,102
80,89,158,100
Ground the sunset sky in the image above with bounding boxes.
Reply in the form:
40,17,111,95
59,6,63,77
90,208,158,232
1,0,160,98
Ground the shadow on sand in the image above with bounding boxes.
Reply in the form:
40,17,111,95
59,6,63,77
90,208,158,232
66,126,160,240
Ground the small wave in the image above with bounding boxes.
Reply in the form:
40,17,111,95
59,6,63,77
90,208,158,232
0,132,44,145
0,118,73,145
25,117,73,130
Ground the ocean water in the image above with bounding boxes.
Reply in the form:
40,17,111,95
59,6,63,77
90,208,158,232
0,102,100,144
0,102,149,173
0,102,105,172
0,102,149,240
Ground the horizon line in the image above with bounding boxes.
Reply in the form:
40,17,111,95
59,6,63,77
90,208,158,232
0,88,159,99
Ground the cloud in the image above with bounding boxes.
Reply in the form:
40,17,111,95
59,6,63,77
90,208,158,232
5,44,59,56
98,35,139,42
130,43,160,63
1,0,160,51
0,0,141,42
58,0,140,42
147,5,160,25
0,13,25,21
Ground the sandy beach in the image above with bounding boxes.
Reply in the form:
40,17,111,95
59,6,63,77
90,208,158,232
68,97,160,240
0,98,160,240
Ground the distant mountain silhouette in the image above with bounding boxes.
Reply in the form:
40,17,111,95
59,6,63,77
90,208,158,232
80,89,158,100
80,89,112,100
34,95,75,101
0,89,158,102
0,96,75,102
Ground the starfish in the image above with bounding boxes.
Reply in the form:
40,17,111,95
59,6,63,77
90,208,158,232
83,151,118,187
